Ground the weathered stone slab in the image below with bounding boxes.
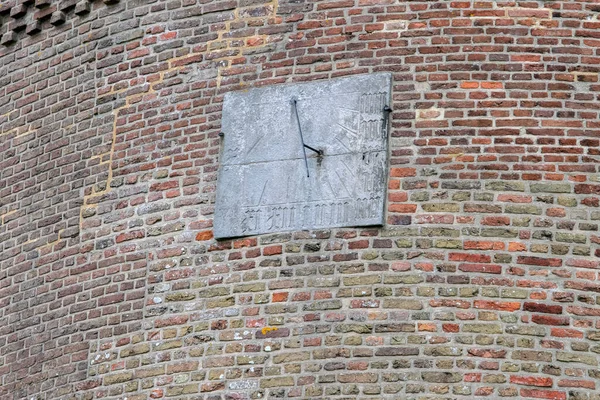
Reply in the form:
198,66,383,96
214,73,392,239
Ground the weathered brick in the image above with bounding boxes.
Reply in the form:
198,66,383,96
512,350,553,362
463,324,503,334
338,373,378,383
556,352,598,366
382,299,423,310
260,376,294,388
421,203,460,213
505,205,542,215
530,183,572,193
486,182,525,192
421,372,462,383
104,372,133,385
375,347,419,356
555,232,587,244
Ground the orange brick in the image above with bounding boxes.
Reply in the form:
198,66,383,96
390,167,417,177
461,81,479,89
196,230,214,241
418,322,437,332
388,192,408,202
263,245,282,256
481,81,503,89
474,300,521,312
508,242,526,252
272,292,288,302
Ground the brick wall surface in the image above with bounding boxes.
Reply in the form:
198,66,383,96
0,0,599,399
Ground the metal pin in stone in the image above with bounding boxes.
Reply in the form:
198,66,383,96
382,105,393,136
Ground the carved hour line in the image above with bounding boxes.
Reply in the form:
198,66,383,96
341,159,356,177
335,122,359,137
335,170,352,197
258,179,268,205
246,132,268,158
336,137,352,152
323,173,337,198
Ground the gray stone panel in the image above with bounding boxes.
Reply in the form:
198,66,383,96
214,73,392,239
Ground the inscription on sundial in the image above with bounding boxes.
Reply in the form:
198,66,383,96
214,73,392,239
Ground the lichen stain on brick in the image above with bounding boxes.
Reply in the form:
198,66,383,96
261,326,279,335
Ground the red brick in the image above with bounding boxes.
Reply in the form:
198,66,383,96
550,328,583,338
155,315,189,328
474,300,521,312
388,204,418,213
582,197,599,207
458,263,502,274
498,194,532,203
474,387,494,396
150,181,179,191
481,216,510,226
272,292,288,302
388,192,408,202
467,348,507,358
531,315,570,326
520,389,566,400
348,239,369,249
517,256,562,267
443,323,460,332
511,376,553,387
233,238,258,248
575,184,600,194
390,168,417,177
449,253,491,263
557,379,595,389
196,230,214,241
523,302,563,314
263,245,282,255
464,241,505,250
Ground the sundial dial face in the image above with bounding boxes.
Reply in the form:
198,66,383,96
214,73,392,239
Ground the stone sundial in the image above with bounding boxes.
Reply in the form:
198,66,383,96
214,73,392,239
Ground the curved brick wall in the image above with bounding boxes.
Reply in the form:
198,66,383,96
1,0,600,399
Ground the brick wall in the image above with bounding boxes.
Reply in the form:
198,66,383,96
0,0,599,399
